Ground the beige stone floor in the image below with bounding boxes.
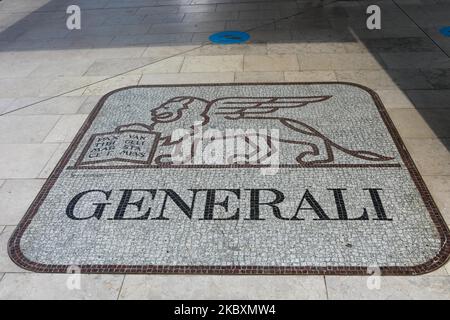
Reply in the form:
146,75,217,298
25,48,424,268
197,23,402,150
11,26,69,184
0,0,449,299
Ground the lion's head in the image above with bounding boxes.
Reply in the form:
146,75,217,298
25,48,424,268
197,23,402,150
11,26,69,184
150,96,196,123
149,96,210,144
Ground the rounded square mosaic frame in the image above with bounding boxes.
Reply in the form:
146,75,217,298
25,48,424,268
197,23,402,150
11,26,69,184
8,82,450,275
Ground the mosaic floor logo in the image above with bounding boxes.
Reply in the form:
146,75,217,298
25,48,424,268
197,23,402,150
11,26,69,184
9,83,449,275
73,95,398,171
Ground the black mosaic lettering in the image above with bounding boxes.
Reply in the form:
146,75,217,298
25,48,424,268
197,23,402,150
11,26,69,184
246,189,286,221
66,189,112,220
201,189,240,220
293,189,329,220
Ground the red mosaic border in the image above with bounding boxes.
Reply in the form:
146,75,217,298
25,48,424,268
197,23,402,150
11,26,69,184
7,82,450,275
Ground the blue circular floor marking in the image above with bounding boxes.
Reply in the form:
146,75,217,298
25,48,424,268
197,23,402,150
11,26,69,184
209,31,250,44
439,26,450,37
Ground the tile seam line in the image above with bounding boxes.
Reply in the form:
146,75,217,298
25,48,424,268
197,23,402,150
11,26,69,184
391,0,450,59
37,142,65,178
0,0,339,117
403,137,450,140
116,275,126,301
323,276,329,300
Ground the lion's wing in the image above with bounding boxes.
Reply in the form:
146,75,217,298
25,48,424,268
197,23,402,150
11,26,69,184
211,96,331,119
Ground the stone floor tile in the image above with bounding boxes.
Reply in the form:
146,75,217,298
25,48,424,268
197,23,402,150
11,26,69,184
135,5,179,15
298,53,382,71
284,71,337,82
48,35,114,49
63,88,87,97
190,32,215,43
415,109,450,137
83,58,157,76
266,43,309,55
0,115,60,143
139,13,184,26
423,175,450,194
234,72,284,82
276,16,332,31
248,30,293,43
110,33,194,46
178,4,216,13
0,78,52,99
351,26,424,40
186,44,267,56
238,10,283,21
119,275,327,300
101,13,146,26
118,13,185,26
291,28,353,42
335,70,397,89
149,21,225,34
140,72,235,84
129,56,185,74
0,98,15,114
225,20,275,32
181,55,243,73
74,24,150,37
0,273,124,300
215,3,259,12
421,69,450,89
388,109,444,139
423,175,450,224
375,89,415,109
0,144,59,179
43,115,88,143
267,43,347,55
76,96,102,114
379,52,450,69
342,42,370,53
82,75,141,96
244,55,299,72
0,61,40,78
1,37,46,49
301,43,349,54
403,138,450,176
326,276,450,300
82,47,147,60
141,44,200,58
0,180,45,225
40,76,106,97
28,59,95,77
406,90,450,109
0,226,30,272
38,143,70,179
8,97,88,115
364,37,441,53
389,69,434,90
183,12,239,22
18,26,70,41
424,266,449,276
